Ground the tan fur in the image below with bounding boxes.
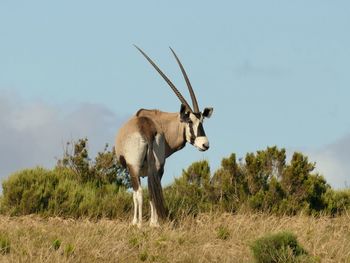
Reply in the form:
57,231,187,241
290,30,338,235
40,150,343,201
115,110,187,169
135,109,187,157
115,110,187,188
115,109,187,224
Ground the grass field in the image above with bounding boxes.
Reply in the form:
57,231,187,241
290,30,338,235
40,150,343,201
0,213,349,263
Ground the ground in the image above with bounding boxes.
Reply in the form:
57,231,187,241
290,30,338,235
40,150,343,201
0,213,349,262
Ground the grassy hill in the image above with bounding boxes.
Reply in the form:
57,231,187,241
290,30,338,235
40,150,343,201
0,213,349,262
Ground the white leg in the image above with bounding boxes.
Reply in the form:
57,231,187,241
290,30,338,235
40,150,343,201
136,187,143,228
153,203,159,225
132,190,138,225
149,200,154,222
149,201,159,227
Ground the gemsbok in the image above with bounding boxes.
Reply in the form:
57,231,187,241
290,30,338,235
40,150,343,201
115,46,213,227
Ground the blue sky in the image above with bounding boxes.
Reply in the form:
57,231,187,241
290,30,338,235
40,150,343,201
1,1,350,188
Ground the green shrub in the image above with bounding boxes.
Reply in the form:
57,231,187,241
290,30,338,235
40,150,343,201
250,232,308,263
1,167,60,215
248,190,266,211
1,143,349,220
164,162,214,220
57,139,130,187
52,239,61,250
0,232,10,255
323,189,350,216
1,167,132,219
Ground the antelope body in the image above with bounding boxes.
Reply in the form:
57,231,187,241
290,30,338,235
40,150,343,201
115,46,213,227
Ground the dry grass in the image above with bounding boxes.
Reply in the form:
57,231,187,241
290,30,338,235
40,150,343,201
0,213,349,263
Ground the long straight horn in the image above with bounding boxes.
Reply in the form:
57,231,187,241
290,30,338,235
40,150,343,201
169,47,200,113
134,45,193,113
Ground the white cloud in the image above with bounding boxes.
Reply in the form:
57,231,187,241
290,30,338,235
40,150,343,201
306,134,350,189
0,93,126,182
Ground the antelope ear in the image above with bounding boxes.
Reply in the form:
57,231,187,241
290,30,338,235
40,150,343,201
202,107,213,118
180,104,191,122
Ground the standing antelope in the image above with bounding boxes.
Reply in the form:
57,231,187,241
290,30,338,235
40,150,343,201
115,46,213,227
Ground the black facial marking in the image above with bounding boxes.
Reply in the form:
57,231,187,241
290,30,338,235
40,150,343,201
187,113,206,145
189,122,196,144
194,113,202,119
180,104,191,123
197,122,206,137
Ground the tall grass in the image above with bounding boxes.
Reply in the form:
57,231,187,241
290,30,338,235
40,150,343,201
0,213,349,262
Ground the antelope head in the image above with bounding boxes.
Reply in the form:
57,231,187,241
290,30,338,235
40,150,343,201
135,45,213,152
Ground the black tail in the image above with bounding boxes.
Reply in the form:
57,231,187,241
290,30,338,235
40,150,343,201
147,144,167,219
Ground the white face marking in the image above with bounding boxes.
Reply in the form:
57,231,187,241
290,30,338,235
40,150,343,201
194,136,209,151
185,113,209,151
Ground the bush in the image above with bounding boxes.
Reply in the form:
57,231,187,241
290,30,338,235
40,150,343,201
164,160,214,219
1,167,132,219
323,189,350,216
1,167,60,215
250,232,308,263
52,239,61,250
1,142,349,220
57,138,130,187
164,177,212,219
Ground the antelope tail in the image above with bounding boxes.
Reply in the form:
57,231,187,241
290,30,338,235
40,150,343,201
147,143,167,219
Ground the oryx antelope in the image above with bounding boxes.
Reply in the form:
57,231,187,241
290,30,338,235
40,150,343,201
115,46,213,227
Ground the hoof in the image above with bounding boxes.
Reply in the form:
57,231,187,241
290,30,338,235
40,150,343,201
150,221,160,228
131,218,142,228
